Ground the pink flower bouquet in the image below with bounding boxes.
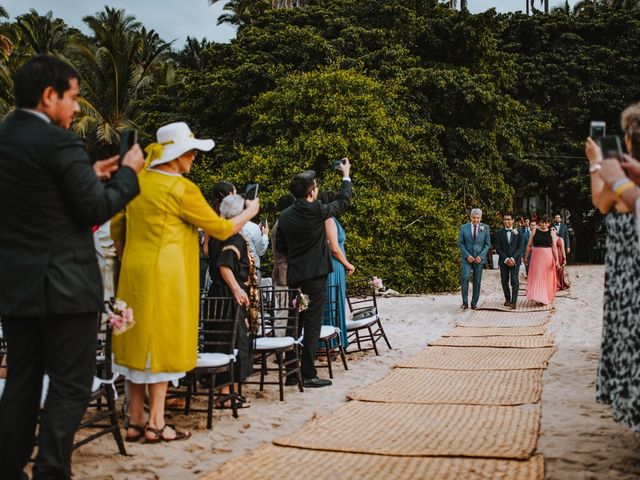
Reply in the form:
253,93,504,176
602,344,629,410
371,276,385,292
106,298,135,335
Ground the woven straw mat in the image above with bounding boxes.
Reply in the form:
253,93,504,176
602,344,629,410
429,334,555,349
456,310,551,328
347,368,543,405
476,298,553,312
443,325,548,337
204,444,544,480
397,346,554,370
273,401,540,459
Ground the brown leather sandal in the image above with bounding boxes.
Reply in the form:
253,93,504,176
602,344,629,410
145,424,191,443
125,424,145,443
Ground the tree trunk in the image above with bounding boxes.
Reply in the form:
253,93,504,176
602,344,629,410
544,0,549,14
526,0,530,15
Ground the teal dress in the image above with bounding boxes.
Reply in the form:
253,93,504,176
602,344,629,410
323,218,348,348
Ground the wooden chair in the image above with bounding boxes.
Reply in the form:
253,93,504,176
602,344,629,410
345,279,392,355
73,313,126,455
316,284,348,378
245,286,303,401
177,297,241,430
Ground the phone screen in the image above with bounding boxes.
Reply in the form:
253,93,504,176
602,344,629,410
119,130,138,165
600,135,623,161
590,124,605,141
245,183,259,200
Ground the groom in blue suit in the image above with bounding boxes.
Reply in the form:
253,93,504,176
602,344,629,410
457,208,491,309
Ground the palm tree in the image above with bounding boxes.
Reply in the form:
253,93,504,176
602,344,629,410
69,7,172,146
13,9,68,55
448,0,468,10
0,5,8,18
209,0,271,26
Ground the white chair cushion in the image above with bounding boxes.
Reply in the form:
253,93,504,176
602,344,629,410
346,315,378,330
0,378,4,400
319,325,339,339
197,353,234,368
254,336,295,350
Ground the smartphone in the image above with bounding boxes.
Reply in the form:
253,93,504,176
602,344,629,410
119,129,138,165
590,121,606,142
245,183,259,200
332,159,346,171
600,135,623,161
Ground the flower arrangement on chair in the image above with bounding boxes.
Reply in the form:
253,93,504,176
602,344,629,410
106,298,135,335
370,276,385,292
292,293,310,312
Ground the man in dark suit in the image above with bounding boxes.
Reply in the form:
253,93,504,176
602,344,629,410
0,55,143,479
276,160,352,388
553,213,571,256
495,212,524,309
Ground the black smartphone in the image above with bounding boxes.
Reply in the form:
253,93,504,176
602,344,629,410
245,183,259,200
590,121,606,142
332,159,346,171
600,135,623,161
119,129,138,165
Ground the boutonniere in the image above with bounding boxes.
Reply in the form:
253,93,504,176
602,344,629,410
479,225,485,232
512,229,519,236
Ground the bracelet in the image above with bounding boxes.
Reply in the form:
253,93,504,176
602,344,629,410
589,163,602,174
612,177,632,192
614,181,636,199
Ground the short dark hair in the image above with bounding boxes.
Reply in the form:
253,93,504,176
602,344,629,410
276,194,295,212
290,170,316,199
502,212,513,219
13,55,80,109
211,181,235,214
539,215,550,224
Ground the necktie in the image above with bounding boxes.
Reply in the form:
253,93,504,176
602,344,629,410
473,225,477,241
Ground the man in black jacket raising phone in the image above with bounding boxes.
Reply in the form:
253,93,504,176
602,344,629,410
0,55,143,479
276,159,352,388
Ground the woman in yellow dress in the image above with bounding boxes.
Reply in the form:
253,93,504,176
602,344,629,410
111,122,259,442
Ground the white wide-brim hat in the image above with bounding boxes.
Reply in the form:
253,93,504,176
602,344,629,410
146,121,215,168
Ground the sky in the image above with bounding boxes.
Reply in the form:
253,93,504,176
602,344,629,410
2,1,574,48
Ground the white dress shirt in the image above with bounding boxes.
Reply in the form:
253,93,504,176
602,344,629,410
241,221,269,269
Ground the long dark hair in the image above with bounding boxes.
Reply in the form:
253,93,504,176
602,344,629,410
211,181,235,214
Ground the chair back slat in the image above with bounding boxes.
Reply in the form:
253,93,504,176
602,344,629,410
258,286,301,338
200,296,240,355
346,279,378,316
323,284,339,327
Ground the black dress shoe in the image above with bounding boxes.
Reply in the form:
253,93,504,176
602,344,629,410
471,305,477,310
285,376,299,386
461,304,468,309
503,301,511,306
509,303,517,310
302,377,332,388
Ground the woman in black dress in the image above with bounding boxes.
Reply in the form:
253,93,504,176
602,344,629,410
207,194,259,407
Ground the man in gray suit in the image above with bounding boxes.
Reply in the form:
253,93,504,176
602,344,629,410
457,208,491,309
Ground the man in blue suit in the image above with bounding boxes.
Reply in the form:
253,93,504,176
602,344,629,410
553,213,571,256
457,208,491,309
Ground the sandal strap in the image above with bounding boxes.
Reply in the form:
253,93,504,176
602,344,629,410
128,424,145,434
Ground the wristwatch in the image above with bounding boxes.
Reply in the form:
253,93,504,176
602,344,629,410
589,163,602,174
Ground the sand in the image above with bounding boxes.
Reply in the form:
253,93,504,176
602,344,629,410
70,265,640,479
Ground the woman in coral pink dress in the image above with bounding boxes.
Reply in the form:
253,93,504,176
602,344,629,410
524,216,559,305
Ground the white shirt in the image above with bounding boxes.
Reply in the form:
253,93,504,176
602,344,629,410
241,221,269,269
504,228,515,265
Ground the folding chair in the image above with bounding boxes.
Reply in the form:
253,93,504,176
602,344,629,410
245,286,303,401
177,296,241,430
316,284,348,378
345,279,392,355
73,313,126,455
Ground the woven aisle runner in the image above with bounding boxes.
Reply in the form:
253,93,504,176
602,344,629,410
476,298,553,312
206,444,545,480
429,334,555,349
205,292,556,479
397,346,554,370
273,402,540,459
456,310,551,328
347,368,543,405
443,325,548,337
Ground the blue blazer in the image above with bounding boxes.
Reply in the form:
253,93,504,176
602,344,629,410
457,222,491,264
